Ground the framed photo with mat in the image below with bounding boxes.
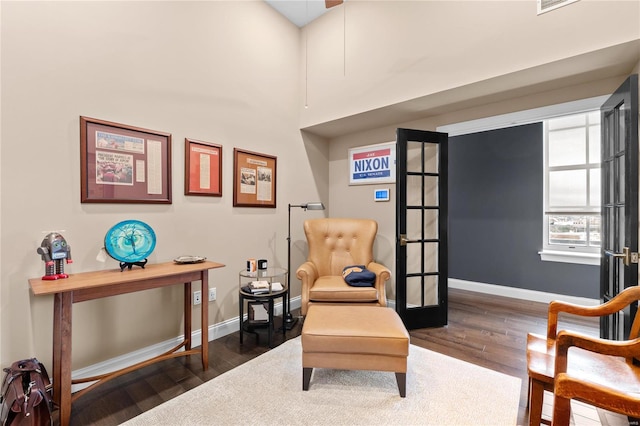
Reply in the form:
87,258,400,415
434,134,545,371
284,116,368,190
80,116,172,204
184,138,222,197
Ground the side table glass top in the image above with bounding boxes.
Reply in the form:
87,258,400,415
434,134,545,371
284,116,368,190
239,267,288,295
239,267,287,280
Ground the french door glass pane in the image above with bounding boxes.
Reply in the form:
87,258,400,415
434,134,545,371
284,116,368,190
406,276,422,308
423,176,438,207
406,242,421,275
406,141,422,173
616,155,625,203
406,175,422,206
423,144,439,174
423,275,438,307
406,209,438,240
405,275,438,308
406,142,439,174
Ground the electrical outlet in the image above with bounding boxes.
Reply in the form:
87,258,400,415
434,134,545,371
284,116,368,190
193,290,202,305
208,287,217,301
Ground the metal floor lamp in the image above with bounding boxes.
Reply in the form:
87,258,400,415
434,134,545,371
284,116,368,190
284,201,325,329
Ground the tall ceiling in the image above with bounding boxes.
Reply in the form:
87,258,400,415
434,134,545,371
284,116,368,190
264,0,333,27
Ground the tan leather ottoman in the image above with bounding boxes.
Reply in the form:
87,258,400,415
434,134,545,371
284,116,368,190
301,304,410,397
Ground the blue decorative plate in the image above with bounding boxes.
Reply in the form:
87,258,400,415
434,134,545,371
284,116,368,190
104,220,156,264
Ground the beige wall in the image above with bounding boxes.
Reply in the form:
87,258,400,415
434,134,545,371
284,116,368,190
301,0,640,128
1,0,639,373
0,1,327,368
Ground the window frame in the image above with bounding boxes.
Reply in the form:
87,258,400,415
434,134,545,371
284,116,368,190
542,111,601,263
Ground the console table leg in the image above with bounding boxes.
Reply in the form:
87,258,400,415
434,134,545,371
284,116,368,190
201,272,209,370
54,292,73,426
184,282,192,350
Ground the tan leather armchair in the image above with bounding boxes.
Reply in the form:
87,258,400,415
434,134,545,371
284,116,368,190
296,218,391,316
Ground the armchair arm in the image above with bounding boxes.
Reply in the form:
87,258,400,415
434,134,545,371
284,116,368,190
366,261,391,307
547,286,640,339
296,261,318,315
554,330,640,375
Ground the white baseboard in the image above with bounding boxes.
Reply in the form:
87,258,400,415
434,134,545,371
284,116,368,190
448,278,600,306
70,296,299,393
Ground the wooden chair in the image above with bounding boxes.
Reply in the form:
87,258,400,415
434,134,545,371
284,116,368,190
551,330,640,425
526,285,640,425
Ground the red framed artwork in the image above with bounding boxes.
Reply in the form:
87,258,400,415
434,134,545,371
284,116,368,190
80,116,172,204
233,148,277,208
184,138,222,197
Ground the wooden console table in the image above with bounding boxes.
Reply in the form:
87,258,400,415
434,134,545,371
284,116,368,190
28,260,224,426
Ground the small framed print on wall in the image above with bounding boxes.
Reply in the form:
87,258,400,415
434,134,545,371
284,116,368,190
80,116,172,204
233,148,277,208
184,138,222,197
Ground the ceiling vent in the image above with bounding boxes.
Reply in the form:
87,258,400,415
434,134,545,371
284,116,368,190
538,0,580,15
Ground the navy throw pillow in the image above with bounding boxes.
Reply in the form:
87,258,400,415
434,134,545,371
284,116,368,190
342,265,375,287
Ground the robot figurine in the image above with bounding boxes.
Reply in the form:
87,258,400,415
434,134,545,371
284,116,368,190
37,232,72,280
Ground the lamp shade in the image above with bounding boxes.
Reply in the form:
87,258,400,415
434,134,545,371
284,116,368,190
303,202,325,210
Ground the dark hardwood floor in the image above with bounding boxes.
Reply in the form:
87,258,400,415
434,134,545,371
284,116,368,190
66,288,599,425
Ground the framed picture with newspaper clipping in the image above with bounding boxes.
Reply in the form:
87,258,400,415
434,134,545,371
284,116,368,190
233,148,276,208
80,116,172,203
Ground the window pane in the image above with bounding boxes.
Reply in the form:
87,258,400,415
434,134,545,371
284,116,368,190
549,170,587,207
548,114,586,130
587,110,601,125
589,216,601,247
548,215,587,246
590,168,601,207
548,128,586,166
588,125,600,164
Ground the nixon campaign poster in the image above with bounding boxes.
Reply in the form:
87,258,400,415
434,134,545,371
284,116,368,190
348,142,396,185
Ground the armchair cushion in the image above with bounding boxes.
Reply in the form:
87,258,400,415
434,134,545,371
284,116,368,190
309,275,379,302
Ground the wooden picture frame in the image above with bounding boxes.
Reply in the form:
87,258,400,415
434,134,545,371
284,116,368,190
233,148,277,208
184,138,222,197
80,116,172,204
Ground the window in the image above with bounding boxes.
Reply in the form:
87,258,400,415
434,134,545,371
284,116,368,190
542,111,601,264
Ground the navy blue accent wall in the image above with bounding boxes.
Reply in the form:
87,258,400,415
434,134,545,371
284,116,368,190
448,123,599,299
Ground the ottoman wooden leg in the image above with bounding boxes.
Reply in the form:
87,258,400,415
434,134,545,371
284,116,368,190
395,372,406,397
303,367,313,391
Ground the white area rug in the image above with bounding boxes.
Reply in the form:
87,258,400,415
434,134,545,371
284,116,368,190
123,337,520,425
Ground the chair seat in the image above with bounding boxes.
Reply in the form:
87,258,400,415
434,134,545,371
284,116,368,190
528,332,640,393
526,333,556,385
308,275,379,303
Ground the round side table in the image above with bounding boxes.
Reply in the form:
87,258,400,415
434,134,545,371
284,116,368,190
238,267,288,348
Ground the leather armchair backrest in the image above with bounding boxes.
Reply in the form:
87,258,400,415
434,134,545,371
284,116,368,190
303,218,377,276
